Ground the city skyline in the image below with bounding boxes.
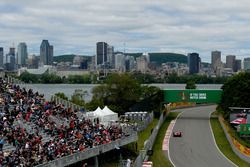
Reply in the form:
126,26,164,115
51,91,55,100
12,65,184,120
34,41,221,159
2,0,250,62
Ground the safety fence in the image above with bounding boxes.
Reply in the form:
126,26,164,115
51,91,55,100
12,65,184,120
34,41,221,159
35,133,138,167
133,109,170,167
136,112,154,132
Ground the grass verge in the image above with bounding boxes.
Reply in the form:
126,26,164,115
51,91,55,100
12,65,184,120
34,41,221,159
210,115,250,167
149,112,179,167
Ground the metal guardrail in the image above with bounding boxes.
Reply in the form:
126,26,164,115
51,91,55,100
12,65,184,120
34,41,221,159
133,111,169,167
136,112,154,132
35,133,138,167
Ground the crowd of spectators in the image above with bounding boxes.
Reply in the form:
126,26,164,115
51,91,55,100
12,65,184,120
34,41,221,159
0,78,125,167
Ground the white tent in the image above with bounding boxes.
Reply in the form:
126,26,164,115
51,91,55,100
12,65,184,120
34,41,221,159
87,106,118,124
102,106,119,122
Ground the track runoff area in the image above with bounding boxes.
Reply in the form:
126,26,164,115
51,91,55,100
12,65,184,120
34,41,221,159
162,90,236,167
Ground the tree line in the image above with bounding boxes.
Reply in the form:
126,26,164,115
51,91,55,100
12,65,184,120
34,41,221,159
18,71,230,84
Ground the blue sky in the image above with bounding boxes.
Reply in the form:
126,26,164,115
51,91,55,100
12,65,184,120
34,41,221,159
1,0,250,62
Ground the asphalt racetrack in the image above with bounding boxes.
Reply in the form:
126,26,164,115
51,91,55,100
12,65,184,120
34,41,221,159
169,105,236,167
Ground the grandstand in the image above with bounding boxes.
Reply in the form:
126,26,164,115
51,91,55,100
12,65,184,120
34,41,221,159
0,77,137,167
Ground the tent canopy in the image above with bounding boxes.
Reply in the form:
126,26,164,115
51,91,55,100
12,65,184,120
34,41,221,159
89,106,119,124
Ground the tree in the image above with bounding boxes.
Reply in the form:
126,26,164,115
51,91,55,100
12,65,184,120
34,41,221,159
220,72,250,117
70,90,88,106
19,71,38,83
90,73,141,115
185,80,196,89
54,92,68,100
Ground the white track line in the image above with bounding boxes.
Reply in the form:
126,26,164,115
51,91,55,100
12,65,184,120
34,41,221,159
209,112,238,167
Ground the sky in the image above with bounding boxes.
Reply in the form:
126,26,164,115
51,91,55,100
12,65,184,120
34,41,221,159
1,0,250,62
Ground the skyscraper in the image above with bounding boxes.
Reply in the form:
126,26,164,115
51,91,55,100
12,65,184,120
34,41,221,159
244,58,250,71
226,55,236,72
40,40,53,65
96,42,108,66
235,59,242,72
211,51,221,72
188,53,200,74
107,45,114,67
0,47,3,68
17,42,28,66
5,47,16,71
115,53,125,71
136,55,148,73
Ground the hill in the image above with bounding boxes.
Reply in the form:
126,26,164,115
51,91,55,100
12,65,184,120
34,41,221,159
126,52,187,65
53,54,92,63
149,53,187,64
54,53,210,66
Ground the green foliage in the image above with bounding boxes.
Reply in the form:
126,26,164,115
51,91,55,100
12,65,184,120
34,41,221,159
54,92,68,100
71,94,85,106
185,80,196,89
90,73,142,115
165,73,228,84
132,72,156,84
67,75,91,84
19,71,39,83
149,52,187,64
130,86,163,113
220,72,250,115
18,72,93,84
85,97,104,111
70,90,89,106
54,54,76,62
40,73,63,83
126,52,187,65
89,73,164,115
53,54,92,63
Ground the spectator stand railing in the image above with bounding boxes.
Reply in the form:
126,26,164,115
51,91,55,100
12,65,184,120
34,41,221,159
35,132,138,167
136,112,154,132
133,106,170,167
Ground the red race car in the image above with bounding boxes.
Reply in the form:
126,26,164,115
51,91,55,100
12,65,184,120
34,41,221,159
173,131,182,137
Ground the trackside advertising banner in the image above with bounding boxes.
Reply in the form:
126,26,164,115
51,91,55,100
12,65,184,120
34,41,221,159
164,90,222,103
240,124,250,135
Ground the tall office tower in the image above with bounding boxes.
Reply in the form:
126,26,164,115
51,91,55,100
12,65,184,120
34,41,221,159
211,51,221,72
235,59,242,72
244,58,250,71
226,55,236,72
188,53,200,74
5,47,16,71
107,45,114,67
17,42,28,66
136,55,148,73
125,56,135,71
9,47,15,55
40,40,53,65
96,42,108,66
0,47,3,68
114,53,125,71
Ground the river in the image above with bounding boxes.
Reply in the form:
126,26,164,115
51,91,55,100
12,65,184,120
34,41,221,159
20,83,222,102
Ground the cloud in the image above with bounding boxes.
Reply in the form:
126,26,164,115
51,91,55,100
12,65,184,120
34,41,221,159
1,0,250,62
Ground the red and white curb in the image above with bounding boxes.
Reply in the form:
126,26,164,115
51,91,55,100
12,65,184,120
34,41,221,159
162,120,176,151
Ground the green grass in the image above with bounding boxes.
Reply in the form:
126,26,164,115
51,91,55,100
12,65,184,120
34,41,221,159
137,118,159,152
149,112,179,167
210,116,250,167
